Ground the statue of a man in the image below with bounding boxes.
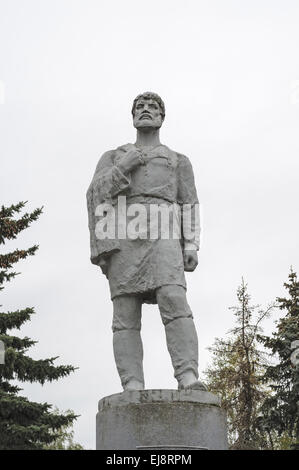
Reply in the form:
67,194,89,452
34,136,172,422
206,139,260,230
87,92,206,391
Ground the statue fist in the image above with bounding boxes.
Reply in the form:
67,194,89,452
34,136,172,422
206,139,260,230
118,149,143,174
183,250,198,272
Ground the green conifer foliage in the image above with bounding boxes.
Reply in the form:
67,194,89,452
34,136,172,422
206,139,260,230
258,269,299,449
205,279,274,449
0,202,77,450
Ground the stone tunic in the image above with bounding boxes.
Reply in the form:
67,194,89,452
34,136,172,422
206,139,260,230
87,143,199,304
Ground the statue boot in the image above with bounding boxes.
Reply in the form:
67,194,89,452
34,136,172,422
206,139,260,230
113,329,145,390
164,316,208,391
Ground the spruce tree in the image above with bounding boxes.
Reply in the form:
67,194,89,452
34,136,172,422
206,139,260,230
204,279,274,449
42,407,83,450
0,202,77,450
258,268,299,449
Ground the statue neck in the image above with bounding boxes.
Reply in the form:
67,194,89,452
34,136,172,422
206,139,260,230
135,128,161,148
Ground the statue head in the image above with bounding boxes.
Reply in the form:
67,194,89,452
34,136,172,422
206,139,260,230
132,92,165,130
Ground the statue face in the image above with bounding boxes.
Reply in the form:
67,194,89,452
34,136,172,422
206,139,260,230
133,98,163,130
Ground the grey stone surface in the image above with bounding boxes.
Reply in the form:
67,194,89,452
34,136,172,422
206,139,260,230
96,389,228,450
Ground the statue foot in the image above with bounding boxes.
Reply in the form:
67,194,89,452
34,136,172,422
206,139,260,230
179,380,208,391
123,379,144,391
177,371,208,391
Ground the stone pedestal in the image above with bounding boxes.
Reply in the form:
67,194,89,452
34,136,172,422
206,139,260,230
96,389,228,450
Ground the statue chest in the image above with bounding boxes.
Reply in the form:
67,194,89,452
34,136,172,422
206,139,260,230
115,146,178,195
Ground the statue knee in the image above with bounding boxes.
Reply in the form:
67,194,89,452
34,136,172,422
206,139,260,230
112,317,141,333
156,285,193,326
112,295,142,332
112,325,141,333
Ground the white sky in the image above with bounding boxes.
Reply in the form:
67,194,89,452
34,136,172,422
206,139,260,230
1,0,298,449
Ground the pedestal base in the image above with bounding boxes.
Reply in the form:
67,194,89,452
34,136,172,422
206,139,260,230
96,389,228,450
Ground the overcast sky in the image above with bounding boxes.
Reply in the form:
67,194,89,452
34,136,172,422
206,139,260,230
1,0,298,449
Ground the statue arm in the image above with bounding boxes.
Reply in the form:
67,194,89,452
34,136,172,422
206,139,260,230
86,150,131,267
177,154,200,252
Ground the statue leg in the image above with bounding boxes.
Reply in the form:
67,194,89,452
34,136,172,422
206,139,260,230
112,294,145,390
156,285,207,391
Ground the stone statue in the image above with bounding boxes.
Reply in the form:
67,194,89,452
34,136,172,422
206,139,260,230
87,92,207,392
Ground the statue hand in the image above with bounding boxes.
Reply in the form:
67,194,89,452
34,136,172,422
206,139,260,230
183,250,198,272
117,149,143,174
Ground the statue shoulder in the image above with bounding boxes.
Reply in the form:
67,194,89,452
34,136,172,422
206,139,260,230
96,143,134,167
162,146,192,168
175,151,191,164
115,143,135,153
175,152,194,172
86,149,115,198
87,144,133,192
96,148,116,166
